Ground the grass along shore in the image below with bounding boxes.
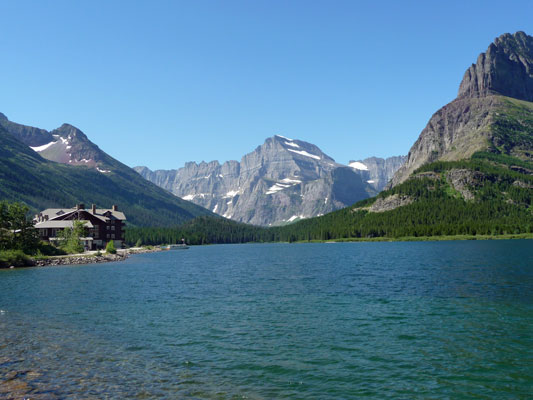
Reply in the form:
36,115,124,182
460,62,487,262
296,232,533,243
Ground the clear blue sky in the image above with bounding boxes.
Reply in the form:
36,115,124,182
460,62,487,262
1,1,532,169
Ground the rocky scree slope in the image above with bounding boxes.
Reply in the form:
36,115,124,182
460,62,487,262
136,135,380,226
392,31,533,186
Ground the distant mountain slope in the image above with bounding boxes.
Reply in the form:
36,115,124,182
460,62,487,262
0,124,212,227
348,156,406,192
127,32,533,244
392,31,533,186
276,153,533,241
136,135,377,226
0,113,116,170
127,152,533,245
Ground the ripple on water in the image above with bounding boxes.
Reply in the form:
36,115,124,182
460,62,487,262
0,241,532,398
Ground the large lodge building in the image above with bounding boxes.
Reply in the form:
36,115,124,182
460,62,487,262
34,204,126,250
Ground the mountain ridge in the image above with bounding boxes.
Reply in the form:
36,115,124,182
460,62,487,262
0,117,214,226
135,135,405,226
391,31,533,186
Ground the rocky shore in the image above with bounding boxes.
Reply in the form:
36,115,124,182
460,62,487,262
28,247,162,268
33,253,127,267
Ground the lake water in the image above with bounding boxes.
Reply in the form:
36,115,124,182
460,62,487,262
1,241,532,399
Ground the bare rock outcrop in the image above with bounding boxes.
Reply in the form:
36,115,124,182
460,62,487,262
458,32,533,102
391,31,533,187
391,96,500,185
445,169,486,200
136,136,374,226
364,194,414,213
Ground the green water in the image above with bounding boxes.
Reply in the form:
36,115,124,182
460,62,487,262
0,240,532,398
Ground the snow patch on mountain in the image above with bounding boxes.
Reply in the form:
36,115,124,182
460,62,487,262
284,141,300,148
266,177,302,195
223,190,240,198
287,215,305,222
287,149,321,160
30,140,57,152
349,161,369,171
266,183,291,195
276,134,293,141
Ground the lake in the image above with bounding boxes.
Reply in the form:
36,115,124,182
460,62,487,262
1,241,532,399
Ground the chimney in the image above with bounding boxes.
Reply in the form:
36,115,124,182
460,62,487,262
112,205,118,211
76,203,85,210
44,215,49,221
92,204,96,214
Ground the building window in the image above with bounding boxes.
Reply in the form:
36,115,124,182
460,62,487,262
111,234,115,239
111,225,115,231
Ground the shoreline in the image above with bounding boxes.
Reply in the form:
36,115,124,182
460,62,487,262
12,247,163,269
3,234,532,268
296,232,533,244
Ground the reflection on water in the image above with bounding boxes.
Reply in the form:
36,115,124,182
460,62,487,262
1,240,532,398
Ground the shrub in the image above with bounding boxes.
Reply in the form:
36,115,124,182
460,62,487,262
58,221,87,254
135,239,142,247
0,250,32,268
106,240,117,254
37,241,66,256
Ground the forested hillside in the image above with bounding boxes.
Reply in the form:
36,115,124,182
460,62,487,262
0,127,212,227
125,152,533,245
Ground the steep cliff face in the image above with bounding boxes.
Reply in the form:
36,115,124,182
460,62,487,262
458,31,533,102
348,156,406,191
391,32,533,186
136,135,375,226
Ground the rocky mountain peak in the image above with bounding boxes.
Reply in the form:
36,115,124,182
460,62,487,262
135,135,376,225
52,124,90,141
0,112,8,121
391,31,533,186
270,134,335,163
0,116,114,172
458,31,533,102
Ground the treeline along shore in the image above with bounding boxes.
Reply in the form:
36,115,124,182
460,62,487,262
126,153,533,246
2,152,532,267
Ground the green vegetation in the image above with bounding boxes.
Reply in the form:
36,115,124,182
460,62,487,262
491,97,533,157
0,127,212,227
0,249,31,268
0,200,39,254
105,240,117,254
0,200,40,267
126,152,533,245
57,220,87,254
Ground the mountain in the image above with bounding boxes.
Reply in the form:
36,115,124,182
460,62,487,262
126,153,533,245
0,115,116,171
348,156,406,192
127,32,533,244
392,31,533,186
0,116,213,226
135,135,379,226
